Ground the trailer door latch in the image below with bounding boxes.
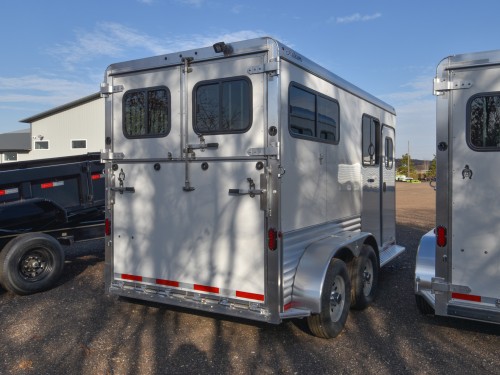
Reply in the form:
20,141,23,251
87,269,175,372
111,168,135,194
229,178,265,198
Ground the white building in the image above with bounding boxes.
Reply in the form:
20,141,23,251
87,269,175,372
0,93,104,163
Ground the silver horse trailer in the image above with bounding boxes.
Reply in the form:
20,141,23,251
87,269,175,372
415,50,500,324
101,37,404,338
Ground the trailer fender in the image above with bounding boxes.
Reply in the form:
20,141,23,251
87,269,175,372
415,229,436,293
291,232,372,314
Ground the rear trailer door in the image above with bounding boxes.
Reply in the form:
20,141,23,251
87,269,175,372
446,62,500,317
107,53,268,312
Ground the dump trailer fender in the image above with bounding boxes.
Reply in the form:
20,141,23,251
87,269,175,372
0,198,67,232
291,232,373,314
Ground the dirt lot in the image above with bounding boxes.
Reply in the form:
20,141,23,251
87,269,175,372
1,183,499,374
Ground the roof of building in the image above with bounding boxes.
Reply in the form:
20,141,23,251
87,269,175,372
0,128,31,151
20,92,101,124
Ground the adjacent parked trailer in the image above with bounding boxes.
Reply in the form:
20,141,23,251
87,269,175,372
101,37,405,338
0,153,105,295
415,50,500,324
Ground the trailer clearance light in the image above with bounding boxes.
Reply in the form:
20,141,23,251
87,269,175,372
268,228,278,251
105,219,111,236
436,226,447,247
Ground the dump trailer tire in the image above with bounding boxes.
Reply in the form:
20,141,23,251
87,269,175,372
415,295,435,315
0,233,65,295
307,258,351,339
350,244,379,310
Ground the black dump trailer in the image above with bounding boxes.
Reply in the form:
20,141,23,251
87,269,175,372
0,153,104,295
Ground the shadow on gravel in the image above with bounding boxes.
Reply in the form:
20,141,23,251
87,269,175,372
1,222,499,374
55,240,105,288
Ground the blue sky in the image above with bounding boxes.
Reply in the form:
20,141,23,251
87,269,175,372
1,0,499,159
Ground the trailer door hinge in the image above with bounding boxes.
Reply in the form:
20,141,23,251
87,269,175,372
247,143,279,156
247,61,279,76
431,277,472,294
101,150,124,161
433,78,472,95
100,82,124,97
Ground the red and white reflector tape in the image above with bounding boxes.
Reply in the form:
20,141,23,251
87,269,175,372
41,181,65,189
451,292,482,302
91,173,105,180
117,273,265,302
0,188,19,196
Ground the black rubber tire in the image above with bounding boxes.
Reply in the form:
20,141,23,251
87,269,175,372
0,233,65,295
415,294,435,315
307,258,351,339
350,244,379,310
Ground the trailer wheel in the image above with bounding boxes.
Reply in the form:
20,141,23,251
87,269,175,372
0,233,65,295
350,244,379,310
307,258,351,339
415,295,434,315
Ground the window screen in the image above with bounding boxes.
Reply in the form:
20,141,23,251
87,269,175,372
289,83,339,144
468,94,500,150
123,87,170,138
194,78,252,134
362,115,380,166
385,137,394,169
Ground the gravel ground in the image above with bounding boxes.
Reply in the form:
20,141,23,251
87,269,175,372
1,182,499,374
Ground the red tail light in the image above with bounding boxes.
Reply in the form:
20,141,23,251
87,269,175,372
268,228,278,251
436,226,447,247
105,218,111,236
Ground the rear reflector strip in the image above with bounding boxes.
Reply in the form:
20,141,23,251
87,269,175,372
41,181,65,189
0,188,19,196
156,279,180,287
117,274,264,302
194,284,220,294
451,292,481,302
121,274,143,282
236,290,265,301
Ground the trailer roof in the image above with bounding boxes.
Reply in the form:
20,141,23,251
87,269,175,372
438,49,500,71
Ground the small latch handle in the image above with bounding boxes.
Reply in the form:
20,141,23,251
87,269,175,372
111,187,135,194
228,188,264,197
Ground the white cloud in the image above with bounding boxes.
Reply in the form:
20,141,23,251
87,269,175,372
0,75,97,108
48,22,168,70
48,23,267,71
0,26,269,121
336,12,382,24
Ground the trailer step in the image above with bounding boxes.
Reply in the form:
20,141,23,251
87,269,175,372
380,244,405,266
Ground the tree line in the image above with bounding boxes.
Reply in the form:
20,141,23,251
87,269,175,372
396,154,436,180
